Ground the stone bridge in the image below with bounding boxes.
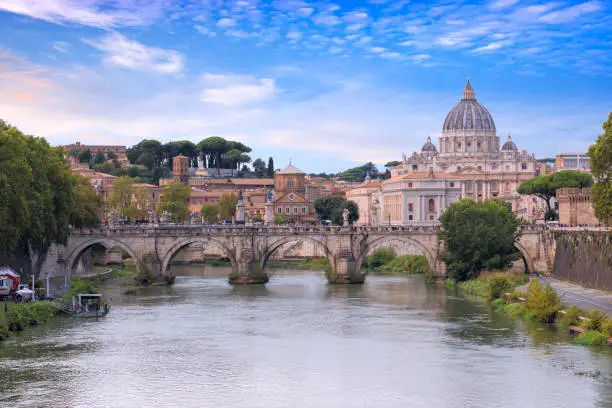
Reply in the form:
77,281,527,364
43,225,554,285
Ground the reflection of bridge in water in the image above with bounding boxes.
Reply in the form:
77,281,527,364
41,225,555,286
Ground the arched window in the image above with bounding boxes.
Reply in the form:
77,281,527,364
428,199,435,212
408,202,413,211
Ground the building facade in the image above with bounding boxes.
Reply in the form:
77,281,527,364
557,188,601,227
390,79,543,219
555,153,591,173
345,179,382,226
273,163,314,222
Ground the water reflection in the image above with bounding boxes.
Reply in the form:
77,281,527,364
0,269,611,408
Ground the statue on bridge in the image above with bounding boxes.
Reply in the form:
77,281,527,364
266,189,274,203
343,208,350,225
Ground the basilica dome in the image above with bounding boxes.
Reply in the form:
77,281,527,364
421,136,437,153
501,135,518,151
442,79,496,132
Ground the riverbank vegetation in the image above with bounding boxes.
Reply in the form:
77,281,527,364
437,199,522,282
0,301,59,341
362,248,430,275
456,275,612,346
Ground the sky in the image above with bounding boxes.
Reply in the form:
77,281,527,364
0,0,611,173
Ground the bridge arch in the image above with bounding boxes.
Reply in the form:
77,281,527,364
514,241,534,273
357,235,439,273
260,236,334,273
65,238,139,274
161,237,236,277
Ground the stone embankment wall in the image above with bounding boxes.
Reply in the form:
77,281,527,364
552,231,612,290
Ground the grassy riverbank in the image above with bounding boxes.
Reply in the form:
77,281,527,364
362,248,430,276
0,301,59,341
453,273,612,346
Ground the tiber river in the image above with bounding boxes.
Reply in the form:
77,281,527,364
1,266,611,408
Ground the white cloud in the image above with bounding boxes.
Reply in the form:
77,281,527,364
380,51,402,59
217,18,237,27
194,25,217,37
471,40,513,53
370,46,386,53
287,31,302,42
297,7,314,17
226,29,252,38
0,0,165,28
200,73,279,106
312,13,341,25
489,0,519,10
52,41,71,53
84,32,184,74
540,1,602,24
355,36,372,46
343,11,369,23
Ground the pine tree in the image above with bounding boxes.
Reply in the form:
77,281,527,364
267,157,274,177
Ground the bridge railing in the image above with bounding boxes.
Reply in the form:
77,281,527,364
70,224,442,236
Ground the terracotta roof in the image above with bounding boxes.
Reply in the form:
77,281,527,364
189,190,224,197
384,172,461,183
230,178,274,185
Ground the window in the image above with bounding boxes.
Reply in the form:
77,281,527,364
277,207,282,214
294,207,298,214
492,182,498,191
412,164,417,170
285,207,290,214
477,142,481,150
450,182,455,187
457,166,461,171
408,203,413,211
466,183,472,192
521,163,527,170
427,155,431,160
428,199,435,212
429,215,434,220
478,166,482,171
457,142,461,149
477,182,482,192
467,142,471,152
288,179,294,189
409,215,413,221
408,183,413,188
302,207,306,213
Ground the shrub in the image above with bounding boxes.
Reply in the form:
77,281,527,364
424,274,437,284
491,298,505,309
583,308,606,332
601,319,612,339
487,276,513,301
362,247,396,269
501,303,524,319
459,279,489,298
62,279,99,300
379,255,429,274
559,305,584,327
574,331,609,346
522,279,560,323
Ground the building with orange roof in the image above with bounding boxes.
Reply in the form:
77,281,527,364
345,178,382,226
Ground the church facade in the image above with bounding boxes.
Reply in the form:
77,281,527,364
350,79,545,225
388,79,545,220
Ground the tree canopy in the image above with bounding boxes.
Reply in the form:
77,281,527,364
218,193,238,221
314,196,359,225
517,170,594,217
0,119,76,275
159,183,191,222
200,204,219,224
70,174,101,228
337,162,380,181
438,199,522,282
588,113,612,225
385,160,402,169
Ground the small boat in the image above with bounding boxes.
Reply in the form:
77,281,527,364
72,294,111,318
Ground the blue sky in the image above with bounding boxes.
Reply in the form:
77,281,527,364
0,0,611,173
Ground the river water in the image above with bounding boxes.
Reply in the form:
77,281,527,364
1,266,611,408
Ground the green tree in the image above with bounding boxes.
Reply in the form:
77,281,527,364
267,157,274,177
106,151,117,160
337,162,379,181
314,196,359,225
0,120,76,276
588,113,612,225
127,140,162,169
438,199,522,282
108,176,139,220
274,214,288,225
70,174,101,228
384,160,402,169
78,149,91,163
252,158,266,177
159,183,191,222
517,170,593,217
94,151,106,164
200,204,219,224
197,137,228,176
218,192,238,221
